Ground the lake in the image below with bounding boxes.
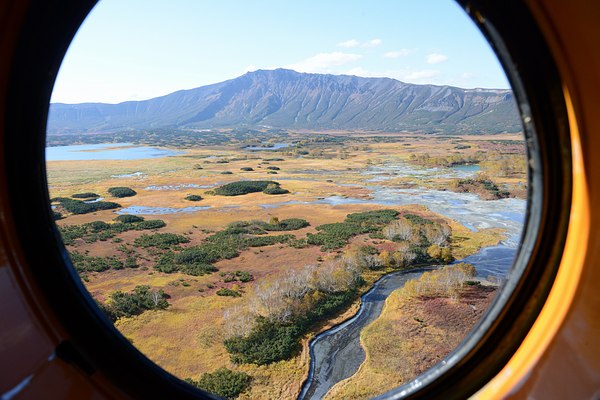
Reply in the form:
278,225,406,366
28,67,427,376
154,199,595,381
46,143,183,161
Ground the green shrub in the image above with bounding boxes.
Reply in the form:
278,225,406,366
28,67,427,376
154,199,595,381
88,221,111,232
180,263,218,276
107,285,169,319
53,211,63,220
240,167,254,171
72,192,99,199
266,171,278,174
184,194,203,201
115,214,144,223
59,218,165,245
186,368,251,399
262,183,289,195
216,288,241,297
108,187,137,198
307,222,368,251
134,233,190,249
236,271,253,282
214,180,278,196
135,220,166,230
69,252,124,272
243,234,293,247
266,166,280,171
271,218,309,231
403,213,433,225
54,197,121,215
345,209,399,225
224,318,301,365
220,171,233,175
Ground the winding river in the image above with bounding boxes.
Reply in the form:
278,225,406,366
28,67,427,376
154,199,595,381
298,268,435,400
297,166,526,399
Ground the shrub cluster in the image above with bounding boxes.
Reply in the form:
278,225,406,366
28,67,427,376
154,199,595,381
222,271,253,283
213,180,287,196
71,192,99,199
224,260,362,365
227,218,308,234
133,233,190,249
53,197,121,215
224,290,356,365
153,220,297,275
184,194,203,201
107,187,137,198
262,183,289,195
451,175,511,200
216,288,242,297
102,285,169,320
186,368,251,399
69,252,125,272
115,214,144,223
59,216,166,245
307,209,399,251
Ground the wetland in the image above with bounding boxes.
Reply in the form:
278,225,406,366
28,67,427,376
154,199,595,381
47,130,526,399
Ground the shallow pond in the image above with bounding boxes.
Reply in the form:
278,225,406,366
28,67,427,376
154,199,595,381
46,143,183,161
116,205,211,215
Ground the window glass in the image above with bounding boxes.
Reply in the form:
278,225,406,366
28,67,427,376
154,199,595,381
47,1,526,398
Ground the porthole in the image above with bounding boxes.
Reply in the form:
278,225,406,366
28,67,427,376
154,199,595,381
3,1,571,399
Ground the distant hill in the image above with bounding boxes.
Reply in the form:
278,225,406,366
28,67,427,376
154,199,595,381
48,69,520,134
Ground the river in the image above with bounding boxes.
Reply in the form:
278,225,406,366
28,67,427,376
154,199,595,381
297,268,435,400
297,167,526,399
298,240,519,400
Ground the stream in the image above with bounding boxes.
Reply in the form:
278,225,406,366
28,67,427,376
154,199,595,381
297,166,526,400
297,268,434,400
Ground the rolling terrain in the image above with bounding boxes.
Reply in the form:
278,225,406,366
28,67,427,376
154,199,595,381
48,69,520,135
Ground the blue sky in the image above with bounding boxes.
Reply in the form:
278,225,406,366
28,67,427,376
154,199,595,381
51,0,510,104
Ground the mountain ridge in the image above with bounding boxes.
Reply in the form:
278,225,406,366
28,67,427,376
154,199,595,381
48,69,520,134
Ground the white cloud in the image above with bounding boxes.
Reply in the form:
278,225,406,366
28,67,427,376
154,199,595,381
426,53,448,64
363,38,382,48
383,49,415,58
338,39,360,48
344,67,441,84
403,69,441,80
286,52,363,73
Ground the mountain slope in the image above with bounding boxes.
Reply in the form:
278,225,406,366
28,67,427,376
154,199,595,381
48,69,520,134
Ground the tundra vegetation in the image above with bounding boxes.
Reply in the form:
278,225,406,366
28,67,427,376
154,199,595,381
48,131,522,399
